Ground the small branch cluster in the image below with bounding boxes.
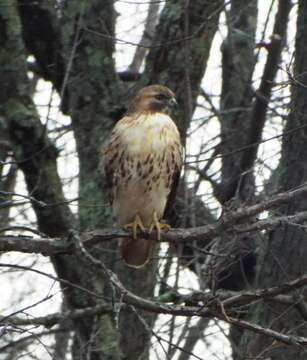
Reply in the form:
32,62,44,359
2,262,307,348
2,183,307,350
1,182,307,255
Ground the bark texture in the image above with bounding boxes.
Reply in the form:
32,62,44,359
2,0,305,359
0,1,222,359
238,1,307,358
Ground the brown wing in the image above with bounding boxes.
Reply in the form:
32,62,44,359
163,168,181,221
100,130,122,205
101,109,182,268
163,145,183,224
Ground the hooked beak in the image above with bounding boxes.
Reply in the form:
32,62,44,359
169,97,178,110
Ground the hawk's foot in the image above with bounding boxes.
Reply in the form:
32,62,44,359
123,215,145,240
148,211,170,241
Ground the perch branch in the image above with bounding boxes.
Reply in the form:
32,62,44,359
1,183,307,255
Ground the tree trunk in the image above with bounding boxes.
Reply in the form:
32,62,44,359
1,1,223,359
238,1,307,358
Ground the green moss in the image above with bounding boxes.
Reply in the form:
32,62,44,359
98,317,122,359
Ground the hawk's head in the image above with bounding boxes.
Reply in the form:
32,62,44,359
127,85,177,115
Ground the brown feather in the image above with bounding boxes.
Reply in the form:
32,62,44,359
101,85,182,267
120,238,154,268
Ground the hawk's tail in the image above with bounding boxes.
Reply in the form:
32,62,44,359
119,238,154,268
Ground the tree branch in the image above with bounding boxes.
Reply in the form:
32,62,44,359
238,0,292,192
17,0,66,98
2,267,307,348
1,2,74,238
145,0,224,140
0,303,113,328
2,183,307,255
128,0,159,73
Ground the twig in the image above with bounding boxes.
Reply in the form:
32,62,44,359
1,183,307,255
2,266,307,348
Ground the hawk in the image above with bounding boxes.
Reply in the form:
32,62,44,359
101,85,182,267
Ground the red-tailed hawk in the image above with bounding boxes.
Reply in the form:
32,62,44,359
101,85,182,267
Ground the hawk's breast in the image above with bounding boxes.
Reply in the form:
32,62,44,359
112,113,181,226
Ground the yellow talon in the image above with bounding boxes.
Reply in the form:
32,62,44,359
148,211,170,241
123,215,145,239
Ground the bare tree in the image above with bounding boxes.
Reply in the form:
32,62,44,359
1,0,307,359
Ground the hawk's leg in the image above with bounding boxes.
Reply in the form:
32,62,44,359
123,214,145,240
149,211,170,241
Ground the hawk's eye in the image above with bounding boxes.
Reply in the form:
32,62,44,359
155,93,168,101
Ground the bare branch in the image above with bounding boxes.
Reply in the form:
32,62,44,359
0,235,64,255
238,0,292,192
0,303,113,328
226,316,307,347
2,264,307,348
1,183,307,256
128,0,160,72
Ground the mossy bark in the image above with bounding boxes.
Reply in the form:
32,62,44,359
0,1,223,359
237,1,307,358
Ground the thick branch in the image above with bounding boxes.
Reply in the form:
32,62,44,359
72,245,307,350
2,267,307,348
238,0,292,189
0,235,64,255
128,0,159,73
0,303,113,328
145,1,224,140
219,0,257,202
220,0,292,202
2,183,307,255
1,3,74,238
17,0,66,96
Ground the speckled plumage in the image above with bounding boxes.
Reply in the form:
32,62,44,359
101,85,182,267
